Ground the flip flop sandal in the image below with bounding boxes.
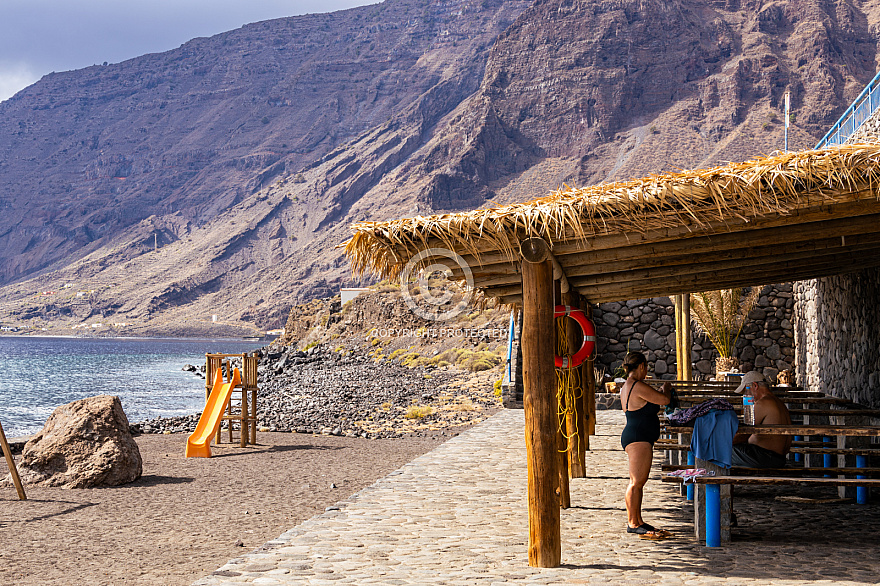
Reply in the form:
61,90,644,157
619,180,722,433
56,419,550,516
626,523,658,535
638,531,671,541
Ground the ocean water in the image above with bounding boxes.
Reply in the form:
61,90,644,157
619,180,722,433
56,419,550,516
0,336,264,438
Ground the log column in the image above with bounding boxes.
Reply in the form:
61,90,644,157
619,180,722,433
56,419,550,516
554,280,571,509
563,290,587,476
521,238,561,568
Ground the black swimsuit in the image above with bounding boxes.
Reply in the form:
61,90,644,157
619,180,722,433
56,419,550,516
620,382,661,449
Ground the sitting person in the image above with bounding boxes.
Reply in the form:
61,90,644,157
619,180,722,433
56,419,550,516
731,372,792,468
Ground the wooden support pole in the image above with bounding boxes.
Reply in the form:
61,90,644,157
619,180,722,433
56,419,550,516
674,295,683,381
682,294,693,382
563,290,587,478
586,350,597,437
554,280,570,509
521,237,562,568
0,421,26,500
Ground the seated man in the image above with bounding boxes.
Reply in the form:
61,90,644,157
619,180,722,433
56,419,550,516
731,372,792,469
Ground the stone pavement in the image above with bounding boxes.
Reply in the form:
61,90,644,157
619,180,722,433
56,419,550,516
194,410,880,585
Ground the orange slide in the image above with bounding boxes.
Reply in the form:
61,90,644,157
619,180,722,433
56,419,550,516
185,368,241,458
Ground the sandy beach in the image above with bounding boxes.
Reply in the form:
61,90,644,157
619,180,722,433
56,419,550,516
0,430,454,585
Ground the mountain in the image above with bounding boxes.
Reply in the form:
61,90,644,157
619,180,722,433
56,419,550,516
0,0,878,336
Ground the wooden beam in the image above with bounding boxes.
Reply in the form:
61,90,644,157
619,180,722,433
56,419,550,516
554,279,570,509
682,294,692,381
573,252,880,303
483,243,880,302
562,228,880,280
453,211,880,288
0,421,26,500
557,212,880,273
521,240,561,568
568,241,880,288
562,290,587,478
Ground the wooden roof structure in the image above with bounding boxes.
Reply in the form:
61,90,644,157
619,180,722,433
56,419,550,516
343,143,880,567
345,144,880,303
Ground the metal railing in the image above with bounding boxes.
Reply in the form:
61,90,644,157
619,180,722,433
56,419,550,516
815,69,880,149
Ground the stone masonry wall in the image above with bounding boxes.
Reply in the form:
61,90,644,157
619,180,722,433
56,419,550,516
589,284,795,382
793,268,880,408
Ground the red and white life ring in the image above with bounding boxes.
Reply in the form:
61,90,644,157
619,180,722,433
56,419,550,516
554,305,596,369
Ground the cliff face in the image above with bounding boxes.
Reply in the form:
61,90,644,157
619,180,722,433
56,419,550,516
0,0,530,284
1,0,879,336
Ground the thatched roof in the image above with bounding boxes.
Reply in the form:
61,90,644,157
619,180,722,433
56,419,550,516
344,144,880,304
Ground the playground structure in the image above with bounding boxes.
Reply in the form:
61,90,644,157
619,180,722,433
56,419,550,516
185,353,259,457
206,353,259,447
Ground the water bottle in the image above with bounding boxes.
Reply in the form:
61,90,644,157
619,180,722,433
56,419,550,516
742,390,756,425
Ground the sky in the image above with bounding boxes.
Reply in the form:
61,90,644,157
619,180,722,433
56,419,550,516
0,0,379,102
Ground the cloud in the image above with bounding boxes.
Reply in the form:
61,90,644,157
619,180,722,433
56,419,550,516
0,62,40,102
0,1,379,101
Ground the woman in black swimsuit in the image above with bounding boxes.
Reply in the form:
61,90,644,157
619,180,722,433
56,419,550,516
619,351,671,538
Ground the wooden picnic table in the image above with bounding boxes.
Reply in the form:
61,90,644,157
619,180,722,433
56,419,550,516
668,424,880,436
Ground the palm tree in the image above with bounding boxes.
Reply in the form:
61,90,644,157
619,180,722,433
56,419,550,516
689,288,761,373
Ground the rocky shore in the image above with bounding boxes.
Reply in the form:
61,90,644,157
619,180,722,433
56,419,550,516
131,344,501,439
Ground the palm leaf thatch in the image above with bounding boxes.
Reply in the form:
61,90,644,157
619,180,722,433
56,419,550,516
344,144,880,282
689,288,761,359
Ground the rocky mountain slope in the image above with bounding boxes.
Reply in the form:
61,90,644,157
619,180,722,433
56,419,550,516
1,0,879,336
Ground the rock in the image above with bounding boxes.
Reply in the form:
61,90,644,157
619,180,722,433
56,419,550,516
695,360,713,374
602,313,620,326
653,360,668,375
643,329,666,350
10,395,142,489
626,299,649,308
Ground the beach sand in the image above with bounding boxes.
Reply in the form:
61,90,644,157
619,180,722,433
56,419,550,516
0,430,455,585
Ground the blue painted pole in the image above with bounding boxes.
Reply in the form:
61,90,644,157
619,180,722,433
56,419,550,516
687,451,695,501
794,435,802,463
823,436,832,477
857,455,869,505
705,483,721,547
505,310,515,385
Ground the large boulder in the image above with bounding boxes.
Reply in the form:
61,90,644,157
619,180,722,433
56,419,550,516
8,395,142,488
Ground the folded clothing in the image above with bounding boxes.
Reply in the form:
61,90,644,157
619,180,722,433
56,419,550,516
667,398,735,426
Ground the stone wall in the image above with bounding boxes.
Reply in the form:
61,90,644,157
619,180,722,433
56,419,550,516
589,284,795,382
793,268,880,408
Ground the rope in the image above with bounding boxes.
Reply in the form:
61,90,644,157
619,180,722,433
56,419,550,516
555,316,584,452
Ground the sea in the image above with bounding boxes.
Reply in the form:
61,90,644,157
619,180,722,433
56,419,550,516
0,336,265,438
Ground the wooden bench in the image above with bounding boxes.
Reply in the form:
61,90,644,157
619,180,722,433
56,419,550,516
693,475,880,546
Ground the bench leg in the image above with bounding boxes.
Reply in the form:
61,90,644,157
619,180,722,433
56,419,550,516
686,451,694,501
857,455,869,505
705,483,721,547
823,436,832,477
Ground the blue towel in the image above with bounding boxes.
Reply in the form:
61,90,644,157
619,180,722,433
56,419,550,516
690,409,739,468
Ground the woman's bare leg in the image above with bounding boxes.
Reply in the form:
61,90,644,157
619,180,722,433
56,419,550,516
624,442,653,528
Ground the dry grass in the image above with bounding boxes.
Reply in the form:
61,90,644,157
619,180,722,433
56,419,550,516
344,144,880,281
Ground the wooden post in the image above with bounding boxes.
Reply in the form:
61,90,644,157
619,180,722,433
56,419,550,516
0,421,26,500
247,355,259,444
682,294,693,382
563,290,587,477
226,359,234,444
240,383,248,448
521,237,562,568
585,303,597,438
584,356,595,442
554,280,570,509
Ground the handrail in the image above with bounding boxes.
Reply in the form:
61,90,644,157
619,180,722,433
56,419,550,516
815,69,880,149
